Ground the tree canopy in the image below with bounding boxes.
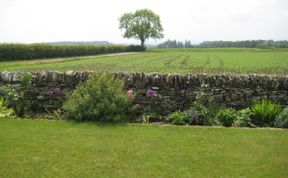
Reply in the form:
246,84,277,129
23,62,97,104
119,9,164,46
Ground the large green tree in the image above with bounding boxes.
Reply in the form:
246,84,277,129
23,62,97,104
119,9,164,47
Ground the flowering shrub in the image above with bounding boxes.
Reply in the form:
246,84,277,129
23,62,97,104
234,108,254,127
64,73,135,122
183,101,212,125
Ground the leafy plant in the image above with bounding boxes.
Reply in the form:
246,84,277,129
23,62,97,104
274,108,288,128
0,97,15,118
148,112,163,122
142,114,150,124
140,112,162,124
45,109,63,120
1,74,33,117
168,111,185,125
183,101,212,125
234,108,254,127
251,99,281,127
217,108,237,127
63,73,134,122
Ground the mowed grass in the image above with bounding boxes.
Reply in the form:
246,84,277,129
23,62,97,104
0,48,288,75
0,119,287,177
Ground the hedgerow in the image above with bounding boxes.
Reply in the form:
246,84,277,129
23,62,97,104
0,44,145,60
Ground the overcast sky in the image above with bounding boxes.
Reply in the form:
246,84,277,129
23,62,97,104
0,0,287,44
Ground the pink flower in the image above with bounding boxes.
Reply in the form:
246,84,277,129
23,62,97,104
54,87,61,96
146,89,155,97
47,89,53,97
127,89,133,101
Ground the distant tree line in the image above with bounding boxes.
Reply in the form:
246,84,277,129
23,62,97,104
158,40,193,48
158,40,288,48
0,44,145,60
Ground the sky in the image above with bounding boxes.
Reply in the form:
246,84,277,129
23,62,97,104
0,0,288,44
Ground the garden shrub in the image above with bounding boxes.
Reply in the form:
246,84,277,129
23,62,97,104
168,111,185,125
234,108,253,127
217,108,237,127
183,101,212,125
63,73,134,122
0,97,15,118
251,99,281,127
0,74,33,117
274,108,288,128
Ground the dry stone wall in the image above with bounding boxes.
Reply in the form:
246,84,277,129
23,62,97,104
0,71,287,114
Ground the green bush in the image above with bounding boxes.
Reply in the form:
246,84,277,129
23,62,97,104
183,101,212,126
168,111,185,125
63,73,134,122
274,108,288,128
147,112,163,122
0,74,33,117
251,99,281,127
234,108,254,127
0,44,145,60
127,45,146,52
140,112,163,124
217,108,237,127
0,97,15,118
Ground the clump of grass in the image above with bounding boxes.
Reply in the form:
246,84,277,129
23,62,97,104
251,99,282,127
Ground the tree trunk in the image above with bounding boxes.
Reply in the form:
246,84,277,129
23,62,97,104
140,39,145,47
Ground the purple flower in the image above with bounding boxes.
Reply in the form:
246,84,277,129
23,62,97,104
47,89,53,97
146,89,155,97
54,87,62,96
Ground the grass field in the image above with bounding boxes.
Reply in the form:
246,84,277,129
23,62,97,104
0,119,287,177
1,48,288,75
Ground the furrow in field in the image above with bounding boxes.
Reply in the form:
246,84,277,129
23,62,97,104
214,54,225,72
164,55,183,66
205,54,211,65
180,55,190,66
117,54,172,73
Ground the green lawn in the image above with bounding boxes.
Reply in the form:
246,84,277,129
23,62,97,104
0,119,287,177
1,48,288,75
